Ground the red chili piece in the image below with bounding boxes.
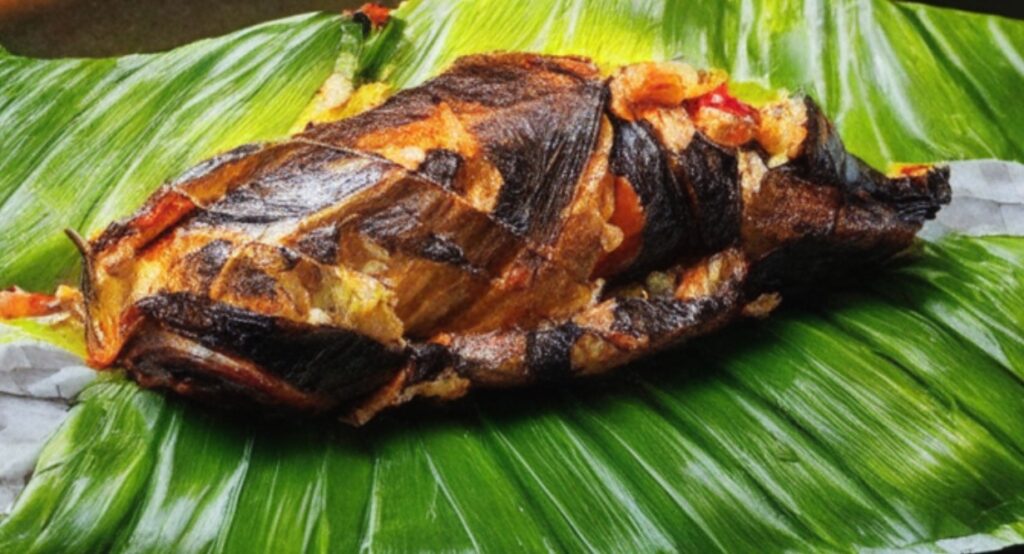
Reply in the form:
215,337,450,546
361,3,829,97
687,84,759,120
358,3,391,28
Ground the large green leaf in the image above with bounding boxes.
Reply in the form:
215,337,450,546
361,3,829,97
2,1,1024,552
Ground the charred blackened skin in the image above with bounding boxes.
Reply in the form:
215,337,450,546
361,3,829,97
485,83,605,239
612,296,727,340
72,53,950,422
416,149,463,189
526,323,584,381
356,204,479,273
609,116,699,277
673,134,741,253
134,293,405,398
182,240,233,293
800,98,950,221
294,225,340,265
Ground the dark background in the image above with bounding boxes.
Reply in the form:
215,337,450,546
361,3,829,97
0,0,1020,58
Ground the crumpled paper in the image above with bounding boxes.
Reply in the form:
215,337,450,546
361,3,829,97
0,160,1021,517
921,160,1024,240
0,341,93,514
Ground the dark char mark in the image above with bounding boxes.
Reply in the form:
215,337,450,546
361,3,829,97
134,292,405,399
418,234,471,268
358,203,480,274
168,143,263,189
178,239,233,293
416,149,463,190
672,133,741,252
302,87,438,146
131,357,270,406
192,146,390,226
483,84,606,239
358,203,419,238
294,224,340,265
407,342,452,384
222,259,278,299
799,96,876,194
609,115,698,277
526,322,583,381
612,296,730,340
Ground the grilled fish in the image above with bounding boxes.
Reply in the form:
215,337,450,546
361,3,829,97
70,53,950,422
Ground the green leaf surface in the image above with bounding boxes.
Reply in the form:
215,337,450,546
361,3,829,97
0,318,86,358
2,1,1024,552
0,378,165,553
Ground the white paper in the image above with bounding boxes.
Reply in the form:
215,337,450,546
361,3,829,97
0,340,94,514
921,160,1024,239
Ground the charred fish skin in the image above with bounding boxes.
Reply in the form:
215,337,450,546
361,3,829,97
73,53,950,421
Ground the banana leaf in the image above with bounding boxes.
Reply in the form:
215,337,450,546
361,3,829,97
2,1,1024,552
